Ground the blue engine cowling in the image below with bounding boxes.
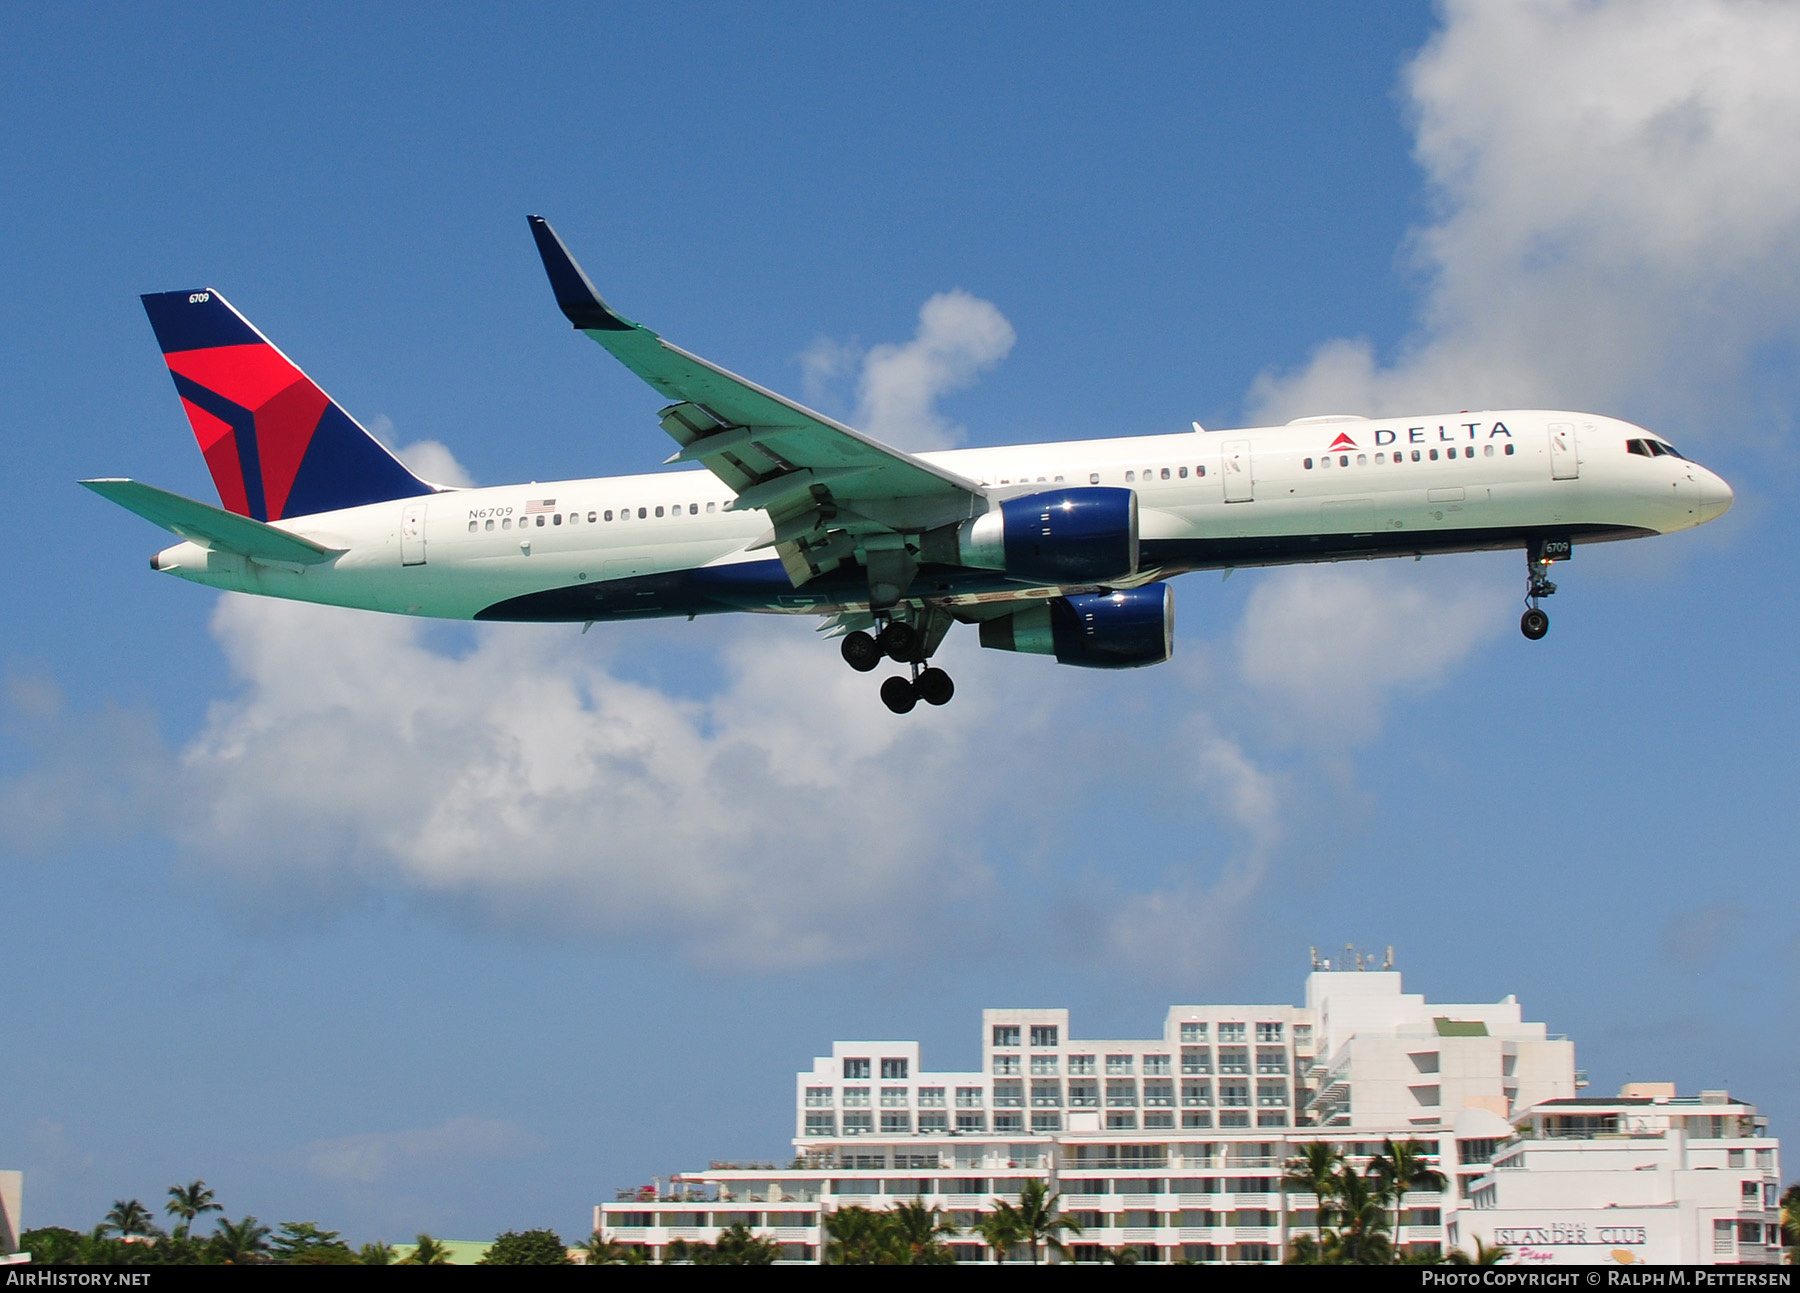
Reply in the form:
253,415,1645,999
999,487,1138,584
977,585,1174,669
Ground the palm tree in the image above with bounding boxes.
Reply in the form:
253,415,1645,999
886,1199,957,1264
209,1215,271,1264
399,1233,454,1265
359,1241,396,1265
1327,1164,1392,1265
823,1207,884,1265
1013,1179,1081,1264
578,1231,640,1265
1283,1141,1344,1244
1371,1138,1447,1256
102,1199,157,1239
165,1180,221,1238
1780,1184,1797,1264
975,1202,1025,1263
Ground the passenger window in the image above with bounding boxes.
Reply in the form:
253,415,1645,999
1197,465,1206,477
502,517,511,529
1090,473,1101,484
604,510,613,521
1484,444,1495,457
1375,453,1385,464
1339,455,1349,466
690,503,698,514
1504,444,1515,455
553,513,562,525
1411,450,1421,462
1054,475,1064,482
1464,446,1474,458
485,519,494,531
1356,454,1367,466
1125,471,1135,482
638,507,646,519
706,501,716,513
536,515,546,526
1037,476,1047,482
468,520,477,532
655,506,664,517
1304,458,1313,469
1178,466,1187,478
1160,468,1170,480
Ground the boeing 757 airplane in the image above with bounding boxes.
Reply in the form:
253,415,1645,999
85,217,1734,712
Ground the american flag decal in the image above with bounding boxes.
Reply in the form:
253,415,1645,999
525,498,557,513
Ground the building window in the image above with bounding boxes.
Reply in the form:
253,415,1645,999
881,1112,911,1133
918,1087,946,1107
1031,1081,1062,1107
993,1025,1021,1048
1106,1111,1138,1130
1029,1024,1059,1047
1182,1048,1212,1075
993,1081,1024,1107
843,1087,870,1107
882,1058,909,1080
1106,1054,1134,1075
918,1111,948,1132
1220,1111,1251,1128
1293,1025,1312,1048
805,1087,832,1107
843,1058,870,1080
805,1113,834,1135
1218,1048,1249,1074
1182,1082,1212,1107
1145,1111,1175,1129
1068,1055,1096,1075
1256,1023,1283,1043
995,1111,1023,1132
1256,1081,1287,1107
1218,1023,1246,1043
955,1087,983,1108
1031,1055,1058,1075
843,1112,873,1135
1180,1022,1208,1043
1219,1082,1250,1108
956,1112,986,1133
1032,1111,1062,1132
1106,1080,1137,1108
1068,1082,1099,1108
1182,1111,1213,1130
1143,1055,1171,1075
1144,1082,1175,1107
881,1087,908,1107
992,1055,1020,1075
1256,1049,1286,1075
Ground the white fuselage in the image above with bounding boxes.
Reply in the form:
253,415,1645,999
148,410,1732,621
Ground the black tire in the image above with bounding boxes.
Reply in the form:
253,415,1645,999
1521,607,1550,640
840,630,881,672
916,667,954,706
878,621,921,662
880,676,919,714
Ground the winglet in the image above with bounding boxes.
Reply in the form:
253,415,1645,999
527,216,634,331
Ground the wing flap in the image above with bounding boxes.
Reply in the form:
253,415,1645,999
81,478,343,565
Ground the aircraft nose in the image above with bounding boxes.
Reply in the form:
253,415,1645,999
1698,468,1734,523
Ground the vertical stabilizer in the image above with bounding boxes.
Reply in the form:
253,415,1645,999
141,289,434,520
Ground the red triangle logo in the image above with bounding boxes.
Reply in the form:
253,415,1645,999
1327,432,1358,451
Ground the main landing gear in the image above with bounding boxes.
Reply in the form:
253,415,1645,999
840,616,955,713
1521,543,1559,640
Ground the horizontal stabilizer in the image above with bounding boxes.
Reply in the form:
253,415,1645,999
80,478,343,564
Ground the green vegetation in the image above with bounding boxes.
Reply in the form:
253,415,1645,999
1283,1139,1494,1266
823,1180,1075,1265
480,1228,574,1265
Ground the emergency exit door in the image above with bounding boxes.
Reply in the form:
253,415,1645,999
400,503,428,565
1222,440,1254,502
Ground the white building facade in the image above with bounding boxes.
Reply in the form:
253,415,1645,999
592,961,1783,1265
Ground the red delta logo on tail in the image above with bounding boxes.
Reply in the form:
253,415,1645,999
1326,431,1358,452
140,290,433,521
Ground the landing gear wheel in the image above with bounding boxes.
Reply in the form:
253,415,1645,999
880,675,919,714
916,667,955,707
841,630,881,672
878,621,920,662
1521,607,1550,640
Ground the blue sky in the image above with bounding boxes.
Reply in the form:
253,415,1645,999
3,0,1796,1242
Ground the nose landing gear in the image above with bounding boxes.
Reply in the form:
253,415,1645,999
1521,541,1562,640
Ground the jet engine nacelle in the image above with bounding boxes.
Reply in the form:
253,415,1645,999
977,585,1173,669
922,487,1139,584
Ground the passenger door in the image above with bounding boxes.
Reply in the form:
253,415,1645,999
1548,422,1579,480
1222,440,1254,502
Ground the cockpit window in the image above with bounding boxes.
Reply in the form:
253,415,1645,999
1627,439,1652,457
1656,440,1684,459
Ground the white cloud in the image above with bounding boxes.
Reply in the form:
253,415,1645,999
395,440,477,489
1248,0,1800,430
1234,564,1504,745
301,1117,539,1186
800,291,1017,450
173,597,1007,968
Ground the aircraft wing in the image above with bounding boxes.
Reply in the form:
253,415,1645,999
80,478,344,565
528,216,987,584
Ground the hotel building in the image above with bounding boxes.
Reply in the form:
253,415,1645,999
593,956,1784,1265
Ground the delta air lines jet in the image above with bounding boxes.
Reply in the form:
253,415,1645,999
86,217,1734,712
